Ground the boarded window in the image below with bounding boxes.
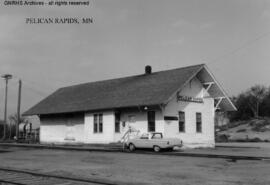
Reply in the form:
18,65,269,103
115,112,120,133
196,112,202,133
148,111,155,132
179,111,185,132
94,114,103,133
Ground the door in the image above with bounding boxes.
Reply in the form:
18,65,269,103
65,120,75,141
148,111,155,132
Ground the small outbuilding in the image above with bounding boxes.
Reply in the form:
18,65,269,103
24,64,236,148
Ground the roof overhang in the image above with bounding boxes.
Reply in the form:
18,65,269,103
196,65,237,111
165,64,236,111
24,104,162,116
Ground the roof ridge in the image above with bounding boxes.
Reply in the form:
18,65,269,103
60,63,205,90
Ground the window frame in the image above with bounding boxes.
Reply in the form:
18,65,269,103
178,111,185,133
93,113,103,133
151,133,163,139
93,114,98,133
196,112,202,133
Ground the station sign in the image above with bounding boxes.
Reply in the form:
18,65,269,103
164,116,178,121
177,93,203,103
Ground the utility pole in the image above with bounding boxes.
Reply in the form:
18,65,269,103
16,79,22,140
1,74,12,140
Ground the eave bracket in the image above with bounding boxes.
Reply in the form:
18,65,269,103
214,97,225,111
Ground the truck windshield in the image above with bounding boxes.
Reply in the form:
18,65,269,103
152,133,162,139
140,133,149,139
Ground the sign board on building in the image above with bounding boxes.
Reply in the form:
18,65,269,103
164,116,178,121
177,92,203,103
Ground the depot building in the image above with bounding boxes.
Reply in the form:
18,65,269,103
23,64,236,148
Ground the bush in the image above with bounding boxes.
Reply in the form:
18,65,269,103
249,137,262,142
233,137,263,142
228,120,247,128
251,119,270,132
216,134,229,142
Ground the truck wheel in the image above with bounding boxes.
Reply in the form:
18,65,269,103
129,143,136,152
166,147,174,152
153,145,161,152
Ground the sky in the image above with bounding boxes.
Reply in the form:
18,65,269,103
0,0,270,118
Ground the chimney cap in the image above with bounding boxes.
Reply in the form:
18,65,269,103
145,65,152,74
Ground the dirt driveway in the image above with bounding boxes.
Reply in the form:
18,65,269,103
0,146,269,185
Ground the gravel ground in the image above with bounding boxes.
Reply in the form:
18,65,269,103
216,142,270,149
178,143,270,158
0,145,270,185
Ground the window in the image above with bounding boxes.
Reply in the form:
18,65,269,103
196,112,202,133
94,114,98,133
115,112,120,133
99,114,103,133
179,111,185,132
148,111,155,132
94,114,103,133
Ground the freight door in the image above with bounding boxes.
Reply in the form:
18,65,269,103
65,120,75,141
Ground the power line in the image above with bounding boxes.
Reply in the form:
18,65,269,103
0,77,47,97
17,76,55,90
22,83,48,97
1,30,268,99
207,31,270,65
1,74,55,96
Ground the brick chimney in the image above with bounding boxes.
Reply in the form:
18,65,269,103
145,65,152,74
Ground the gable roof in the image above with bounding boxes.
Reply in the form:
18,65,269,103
23,64,235,116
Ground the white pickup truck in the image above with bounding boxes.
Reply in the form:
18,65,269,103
126,132,183,152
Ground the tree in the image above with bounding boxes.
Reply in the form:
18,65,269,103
0,120,5,139
229,94,254,121
247,85,267,118
260,87,270,117
9,113,26,126
8,114,26,139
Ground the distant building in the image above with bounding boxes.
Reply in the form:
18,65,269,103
24,64,236,148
